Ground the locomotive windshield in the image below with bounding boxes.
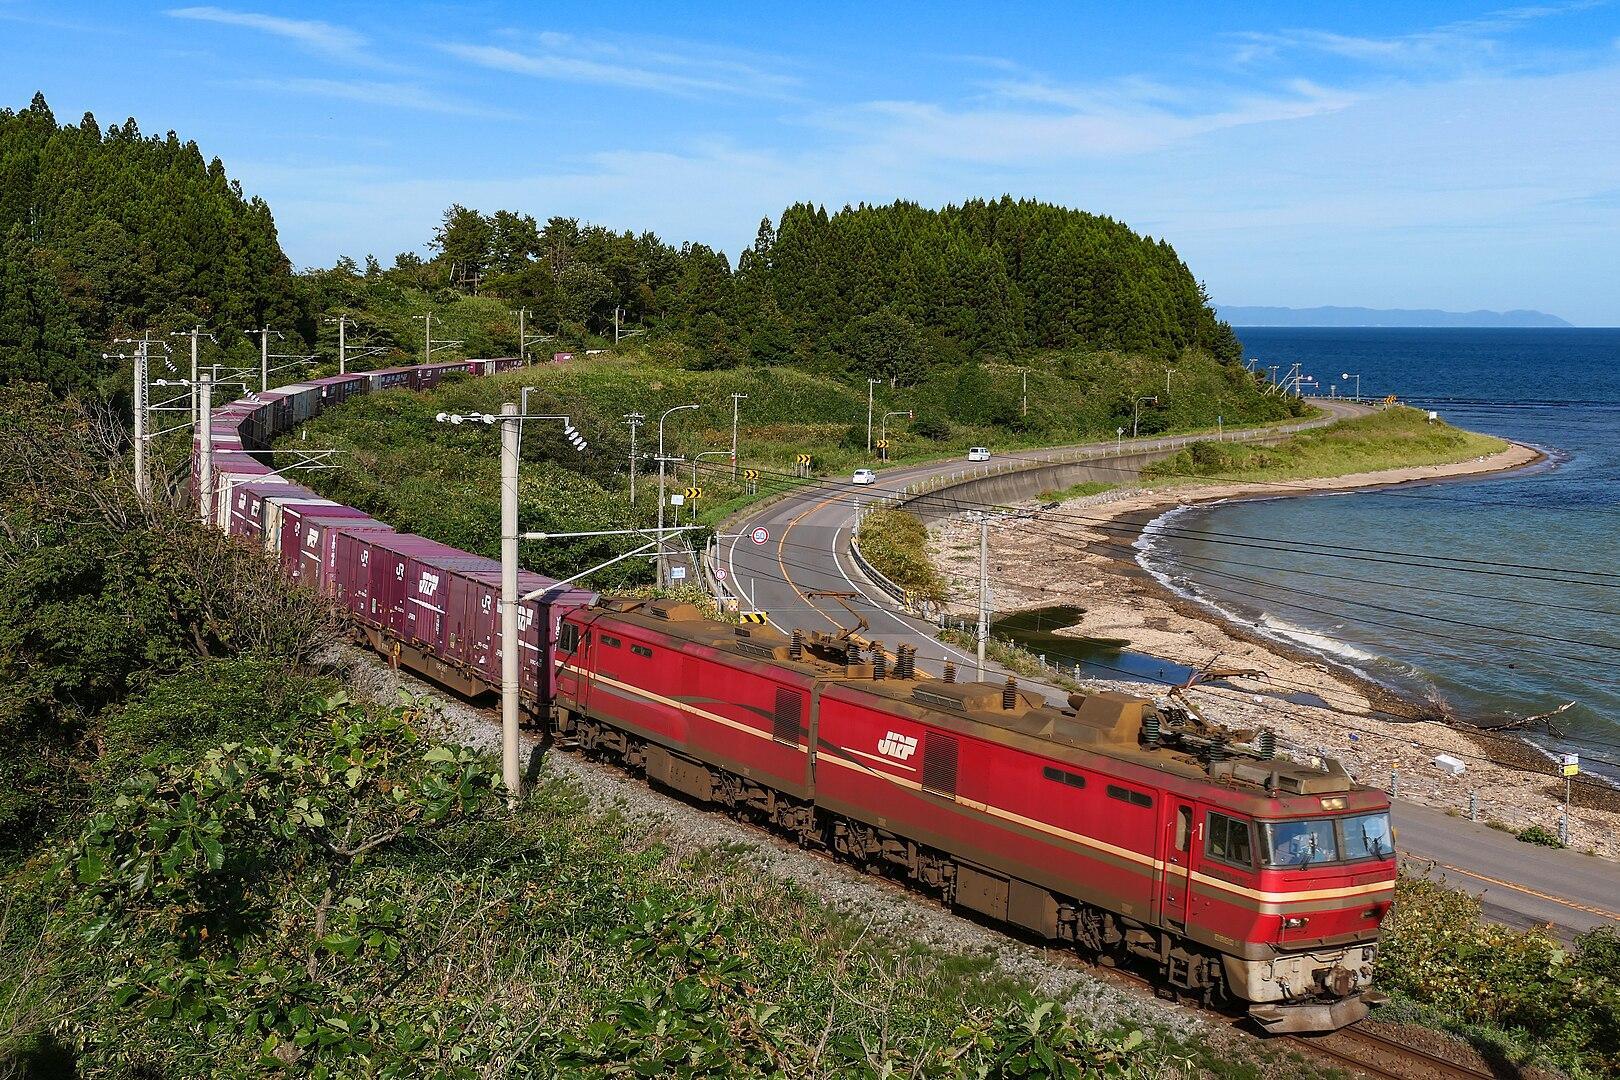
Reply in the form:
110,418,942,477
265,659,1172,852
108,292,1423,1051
1261,811,1391,868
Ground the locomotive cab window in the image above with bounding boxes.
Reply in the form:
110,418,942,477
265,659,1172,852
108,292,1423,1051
1106,784,1152,808
558,623,579,653
1205,812,1254,868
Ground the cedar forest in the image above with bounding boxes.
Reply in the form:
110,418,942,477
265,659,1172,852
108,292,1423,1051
1,93,1241,398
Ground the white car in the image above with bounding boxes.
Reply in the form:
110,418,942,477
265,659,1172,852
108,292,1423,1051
851,468,877,485
967,446,992,462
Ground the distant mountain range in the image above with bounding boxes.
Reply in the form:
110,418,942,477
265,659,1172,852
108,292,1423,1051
1217,305,1573,328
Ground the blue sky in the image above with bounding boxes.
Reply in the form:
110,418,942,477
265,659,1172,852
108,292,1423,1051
4,2,1619,323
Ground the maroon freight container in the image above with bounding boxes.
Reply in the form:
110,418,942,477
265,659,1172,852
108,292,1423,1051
227,481,319,541
282,506,393,593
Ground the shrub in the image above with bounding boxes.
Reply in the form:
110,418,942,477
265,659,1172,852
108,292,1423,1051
1378,874,1620,1074
856,508,947,605
1516,824,1564,848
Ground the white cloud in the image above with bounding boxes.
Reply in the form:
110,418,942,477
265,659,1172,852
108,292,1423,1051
1231,1,1607,74
166,6,366,59
440,33,798,100
820,77,1359,164
245,77,514,119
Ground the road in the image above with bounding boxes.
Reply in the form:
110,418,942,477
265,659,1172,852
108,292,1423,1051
719,401,1620,939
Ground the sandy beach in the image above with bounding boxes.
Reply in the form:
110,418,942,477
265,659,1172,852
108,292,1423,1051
929,441,1620,859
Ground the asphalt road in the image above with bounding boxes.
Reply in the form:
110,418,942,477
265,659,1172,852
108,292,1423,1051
719,401,1620,939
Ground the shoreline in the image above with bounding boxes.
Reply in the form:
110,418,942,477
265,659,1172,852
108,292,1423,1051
928,440,1620,853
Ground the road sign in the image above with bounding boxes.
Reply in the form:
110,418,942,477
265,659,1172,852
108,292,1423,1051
795,453,811,465
877,439,889,449
740,611,768,624
670,493,685,506
750,526,770,545
715,568,727,581
1560,753,1580,777
670,566,686,581
683,486,704,499
743,468,760,481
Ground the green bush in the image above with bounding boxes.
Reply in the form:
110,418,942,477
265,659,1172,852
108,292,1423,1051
1378,875,1620,1075
1516,824,1565,848
857,508,948,605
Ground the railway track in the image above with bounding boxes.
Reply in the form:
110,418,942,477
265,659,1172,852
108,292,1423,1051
1289,1024,1498,1079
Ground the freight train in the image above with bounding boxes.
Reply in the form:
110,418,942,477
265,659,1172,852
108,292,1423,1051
197,358,1396,1035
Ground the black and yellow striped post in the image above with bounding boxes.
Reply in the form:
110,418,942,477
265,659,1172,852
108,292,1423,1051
740,611,769,624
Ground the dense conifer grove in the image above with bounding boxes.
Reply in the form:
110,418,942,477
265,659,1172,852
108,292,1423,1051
3,93,1241,397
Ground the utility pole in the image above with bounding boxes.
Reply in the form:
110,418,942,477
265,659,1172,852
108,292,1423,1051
977,514,990,680
337,314,347,374
1165,366,1174,399
132,343,148,498
1021,368,1028,417
413,311,462,362
730,393,747,479
516,307,527,361
656,403,699,589
198,371,213,523
499,401,522,804
624,412,644,502
172,326,210,425
252,327,281,392
866,378,880,453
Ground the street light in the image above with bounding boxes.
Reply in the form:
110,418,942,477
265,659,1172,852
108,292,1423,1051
1341,372,1361,402
880,410,911,461
730,393,747,479
866,378,881,453
1132,395,1158,439
657,403,700,589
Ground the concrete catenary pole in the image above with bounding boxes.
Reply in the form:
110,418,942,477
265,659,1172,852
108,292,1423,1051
337,315,347,374
977,514,989,680
186,327,201,425
198,372,213,523
132,344,148,499
624,412,644,503
499,400,522,803
730,393,746,479
259,328,270,392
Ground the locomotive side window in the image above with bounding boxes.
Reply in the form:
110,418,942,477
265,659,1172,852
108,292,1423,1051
1106,784,1152,808
1042,766,1086,789
1174,806,1193,852
600,635,621,648
1205,812,1254,868
631,644,653,658
558,622,579,653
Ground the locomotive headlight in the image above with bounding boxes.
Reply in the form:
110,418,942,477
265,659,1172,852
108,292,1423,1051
1319,797,1348,810
1282,916,1310,929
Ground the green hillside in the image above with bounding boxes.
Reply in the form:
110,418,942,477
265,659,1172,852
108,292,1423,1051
284,348,1304,587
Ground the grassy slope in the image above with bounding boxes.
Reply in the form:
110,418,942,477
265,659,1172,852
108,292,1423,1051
284,348,1303,585
0,658,1230,1078
1140,407,1508,487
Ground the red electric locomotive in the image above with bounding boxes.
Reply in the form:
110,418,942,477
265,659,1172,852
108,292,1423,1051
552,598,1395,1033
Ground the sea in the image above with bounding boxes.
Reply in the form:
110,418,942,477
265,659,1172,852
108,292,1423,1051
1133,327,1620,782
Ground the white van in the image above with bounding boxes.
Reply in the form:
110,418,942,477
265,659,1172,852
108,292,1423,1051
967,447,991,462
851,468,877,485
